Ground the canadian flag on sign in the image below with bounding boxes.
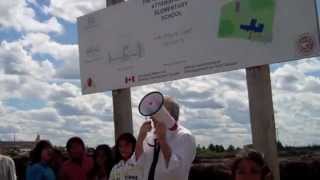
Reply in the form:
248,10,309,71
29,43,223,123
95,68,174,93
125,76,135,84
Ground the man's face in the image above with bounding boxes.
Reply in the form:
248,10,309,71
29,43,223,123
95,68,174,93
69,142,84,160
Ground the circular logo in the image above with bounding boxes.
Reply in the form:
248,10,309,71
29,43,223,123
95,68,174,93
296,33,316,56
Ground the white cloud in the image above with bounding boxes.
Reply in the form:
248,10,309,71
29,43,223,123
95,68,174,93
287,57,320,74
0,99,115,146
0,76,80,102
0,40,56,80
272,59,320,93
48,83,81,100
22,33,76,61
273,91,320,146
44,0,106,23
0,107,62,141
271,59,320,146
0,34,114,146
0,0,63,33
22,33,80,79
0,101,5,114
0,42,79,101
0,75,21,100
53,93,113,119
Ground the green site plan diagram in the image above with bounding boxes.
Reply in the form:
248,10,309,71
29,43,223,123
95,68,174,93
218,0,276,42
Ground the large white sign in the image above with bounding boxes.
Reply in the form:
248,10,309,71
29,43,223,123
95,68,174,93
78,0,319,94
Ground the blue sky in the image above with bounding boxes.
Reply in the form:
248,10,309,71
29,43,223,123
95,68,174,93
0,0,320,148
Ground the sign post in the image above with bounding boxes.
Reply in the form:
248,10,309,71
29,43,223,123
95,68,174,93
107,0,133,140
112,88,133,140
246,65,280,180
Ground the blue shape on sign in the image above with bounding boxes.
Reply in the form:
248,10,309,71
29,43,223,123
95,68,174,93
240,18,265,33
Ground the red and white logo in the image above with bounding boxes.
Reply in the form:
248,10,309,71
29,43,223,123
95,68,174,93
125,76,136,84
296,33,316,56
83,77,96,90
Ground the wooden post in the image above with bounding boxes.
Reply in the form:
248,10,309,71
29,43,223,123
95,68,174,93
246,65,280,180
112,88,133,140
107,0,133,140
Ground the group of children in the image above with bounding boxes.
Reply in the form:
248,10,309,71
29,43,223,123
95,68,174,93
26,134,137,180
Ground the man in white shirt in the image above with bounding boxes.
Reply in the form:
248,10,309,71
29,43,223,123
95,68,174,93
0,154,17,180
135,96,196,180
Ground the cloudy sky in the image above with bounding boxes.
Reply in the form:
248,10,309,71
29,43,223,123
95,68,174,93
0,0,320,148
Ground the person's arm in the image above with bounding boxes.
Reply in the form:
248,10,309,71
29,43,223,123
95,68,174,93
135,135,144,161
135,121,152,161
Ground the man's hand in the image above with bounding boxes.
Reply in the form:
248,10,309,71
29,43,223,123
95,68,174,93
138,121,152,141
154,120,167,142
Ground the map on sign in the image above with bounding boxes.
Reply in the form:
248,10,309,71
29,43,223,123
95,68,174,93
218,0,275,42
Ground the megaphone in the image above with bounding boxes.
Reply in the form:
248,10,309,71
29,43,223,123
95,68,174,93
138,92,177,130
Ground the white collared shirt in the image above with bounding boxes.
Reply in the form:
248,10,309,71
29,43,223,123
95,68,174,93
134,125,196,180
110,159,143,180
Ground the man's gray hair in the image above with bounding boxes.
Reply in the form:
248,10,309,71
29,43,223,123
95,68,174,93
164,96,180,121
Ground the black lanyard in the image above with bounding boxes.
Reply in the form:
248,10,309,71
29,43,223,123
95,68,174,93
147,139,160,180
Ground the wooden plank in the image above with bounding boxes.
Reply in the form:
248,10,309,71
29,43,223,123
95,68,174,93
246,65,280,180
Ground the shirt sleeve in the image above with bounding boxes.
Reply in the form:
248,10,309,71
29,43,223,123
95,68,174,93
131,152,145,167
8,158,17,180
109,166,117,180
161,133,196,173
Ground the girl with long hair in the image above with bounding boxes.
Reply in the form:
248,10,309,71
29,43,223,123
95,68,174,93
110,133,139,180
26,140,55,180
92,144,114,180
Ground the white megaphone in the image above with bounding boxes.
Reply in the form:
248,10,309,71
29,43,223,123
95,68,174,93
138,92,177,130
